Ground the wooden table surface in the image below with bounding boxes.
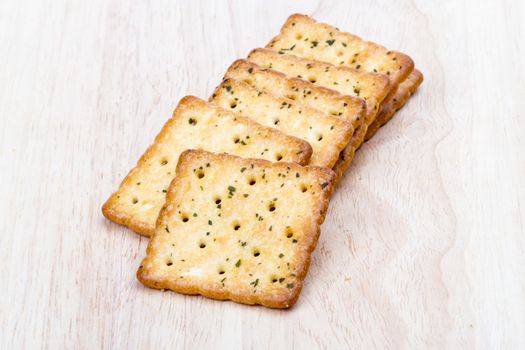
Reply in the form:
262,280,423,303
2,0,524,348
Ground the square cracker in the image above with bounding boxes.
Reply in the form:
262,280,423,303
209,78,354,168
365,69,424,140
137,150,335,308
266,14,414,98
102,96,312,237
247,48,389,179
266,14,422,156
224,59,366,133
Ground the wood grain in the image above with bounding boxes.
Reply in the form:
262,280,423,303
1,0,524,348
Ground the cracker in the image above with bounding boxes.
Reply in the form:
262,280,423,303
266,13,414,98
224,59,366,133
247,48,389,179
248,49,389,118
365,69,424,140
137,150,335,308
209,78,354,168
102,96,312,237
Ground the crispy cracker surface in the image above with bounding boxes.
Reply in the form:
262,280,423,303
265,14,420,176
210,78,354,168
365,69,424,140
102,96,312,236
247,48,389,180
224,59,366,132
248,49,389,119
266,14,414,94
137,150,335,308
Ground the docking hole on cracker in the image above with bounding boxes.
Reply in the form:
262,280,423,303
102,96,312,237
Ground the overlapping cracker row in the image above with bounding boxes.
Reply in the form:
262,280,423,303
247,48,391,179
103,13,423,309
210,78,354,168
224,59,366,132
103,96,312,236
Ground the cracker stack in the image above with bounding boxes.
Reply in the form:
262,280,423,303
103,14,423,308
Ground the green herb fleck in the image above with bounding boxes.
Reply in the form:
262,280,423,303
240,167,247,173
208,220,213,225
250,278,259,287
326,39,335,46
188,118,196,125
235,259,241,267
279,44,296,53
165,227,170,233
286,283,294,289
279,253,284,258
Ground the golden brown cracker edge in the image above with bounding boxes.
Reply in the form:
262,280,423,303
365,69,424,140
224,59,366,132
209,78,354,168
266,13,414,99
102,96,313,236
137,150,336,308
